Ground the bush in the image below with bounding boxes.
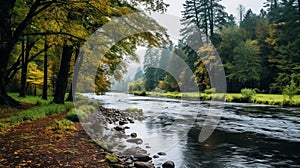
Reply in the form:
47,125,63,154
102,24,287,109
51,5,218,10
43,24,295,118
78,105,96,114
204,88,216,94
66,108,88,122
51,119,76,132
283,80,299,102
241,88,256,101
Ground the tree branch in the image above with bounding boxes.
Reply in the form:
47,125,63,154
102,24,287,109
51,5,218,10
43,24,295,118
22,32,86,41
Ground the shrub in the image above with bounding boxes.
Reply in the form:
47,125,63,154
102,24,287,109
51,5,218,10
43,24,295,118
51,119,76,132
204,88,216,94
241,88,256,101
283,80,299,102
78,105,96,114
66,108,88,122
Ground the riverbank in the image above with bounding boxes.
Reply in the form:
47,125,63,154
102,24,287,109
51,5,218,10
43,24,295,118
0,94,172,168
129,91,300,107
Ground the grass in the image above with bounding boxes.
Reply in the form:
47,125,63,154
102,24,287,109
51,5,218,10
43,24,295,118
130,91,300,107
125,108,143,114
9,93,51,105
0,93,74,133
8,103,73,123
49,119,77,132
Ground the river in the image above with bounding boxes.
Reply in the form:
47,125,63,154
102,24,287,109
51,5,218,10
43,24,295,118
83,92,300,168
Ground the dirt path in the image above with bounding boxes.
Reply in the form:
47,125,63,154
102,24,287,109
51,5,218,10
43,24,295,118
0,112,111,168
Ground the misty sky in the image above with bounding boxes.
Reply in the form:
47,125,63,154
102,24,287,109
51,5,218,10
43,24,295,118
164,0,265,19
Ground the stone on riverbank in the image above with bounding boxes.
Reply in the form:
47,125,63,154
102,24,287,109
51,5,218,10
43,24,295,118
134,161,154,168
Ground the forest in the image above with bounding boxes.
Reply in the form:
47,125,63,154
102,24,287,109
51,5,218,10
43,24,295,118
0,0,169,107
128,0,300,97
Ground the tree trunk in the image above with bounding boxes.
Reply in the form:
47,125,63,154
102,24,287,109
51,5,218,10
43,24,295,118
0,0,19,106
19,37,30,97
42,36,48,100
53,44,73,104
66,47,81,102
66,85,73,101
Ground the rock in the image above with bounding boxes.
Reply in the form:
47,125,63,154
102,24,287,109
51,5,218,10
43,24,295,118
134,154,152,162
134,162,154,168
162,161,175,168
119,120,128,125
130,132,137,138
152,155,159,159
145,145,151,149
127,118,135,123
157,152,167,156
124,126,130,129
114,125,125,131
126,138,143,144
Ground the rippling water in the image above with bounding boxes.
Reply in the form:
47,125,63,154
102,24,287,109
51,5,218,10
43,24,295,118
83,92,300,168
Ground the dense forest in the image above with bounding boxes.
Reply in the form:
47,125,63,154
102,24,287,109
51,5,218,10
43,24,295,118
129,0,300,95
0,0,169,107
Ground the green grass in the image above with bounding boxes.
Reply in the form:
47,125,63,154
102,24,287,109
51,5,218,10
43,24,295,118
125,107,143,114
0,93,74,132
49,119,77,132
131,91,300,107
8,102,73,123
8,93,51,105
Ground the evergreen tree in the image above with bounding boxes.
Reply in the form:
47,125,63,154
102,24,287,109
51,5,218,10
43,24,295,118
143,48,160,91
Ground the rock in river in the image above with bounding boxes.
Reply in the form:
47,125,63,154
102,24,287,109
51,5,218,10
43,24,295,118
162,161,175,168
130,132,137,138
157,152,167,156
126,138,143,144
114,125,125,131
134,161,154,168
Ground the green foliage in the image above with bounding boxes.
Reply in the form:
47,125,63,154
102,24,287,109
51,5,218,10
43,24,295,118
283,80,299,102
128,79,145,92
105,153,119,163
66,108,88,122
229,40,262,89
204,88,216,94
50,119,76,132
241,88,257,100
78,105,96,114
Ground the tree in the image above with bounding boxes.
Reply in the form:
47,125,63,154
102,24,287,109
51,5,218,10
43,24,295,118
134,67,144,81
228,40,262,90
143,48,161,91
237,4,246,23
267,0,300,92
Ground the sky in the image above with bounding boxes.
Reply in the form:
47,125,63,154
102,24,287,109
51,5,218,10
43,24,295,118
164,0,265,19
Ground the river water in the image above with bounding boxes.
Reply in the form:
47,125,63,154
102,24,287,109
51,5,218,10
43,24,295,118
84,92,300,168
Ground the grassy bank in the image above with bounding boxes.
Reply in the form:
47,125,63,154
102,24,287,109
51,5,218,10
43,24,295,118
0,94,74,132
129,91,300,107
